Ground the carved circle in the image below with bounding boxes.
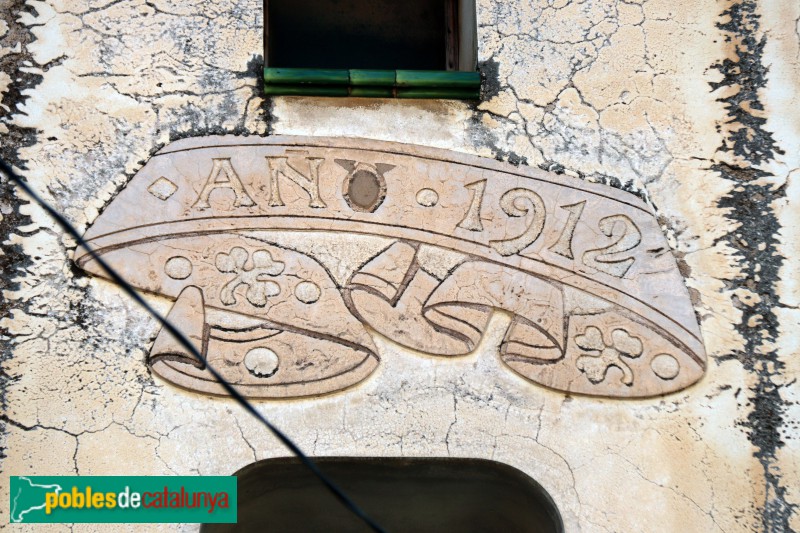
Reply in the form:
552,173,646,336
244,347,279,378
416,188,439,207
651,353,680,380
164,256,193,279
295,281,321,304
343,169,386,212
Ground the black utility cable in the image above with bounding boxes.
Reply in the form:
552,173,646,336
0,158,387,533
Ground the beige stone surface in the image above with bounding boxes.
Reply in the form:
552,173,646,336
74,136,705,398
0,0,798,532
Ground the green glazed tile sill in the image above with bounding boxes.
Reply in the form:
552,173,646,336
349,70,396,86
264,68,349,85
395,70,479,88
349,86,395,97
263,68,481,99
396,87,479,99
263,84,479,99
263,85,350,97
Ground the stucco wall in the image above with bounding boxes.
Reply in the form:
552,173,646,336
1,0,798,531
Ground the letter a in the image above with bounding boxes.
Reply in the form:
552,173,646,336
266,156,327,208
193,158,256,210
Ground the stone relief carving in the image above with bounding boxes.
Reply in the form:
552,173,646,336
74,136,707,399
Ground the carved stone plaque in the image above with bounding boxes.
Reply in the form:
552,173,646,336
74,136,706,399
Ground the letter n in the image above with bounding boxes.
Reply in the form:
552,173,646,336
266,156,327,208
193,158,256,210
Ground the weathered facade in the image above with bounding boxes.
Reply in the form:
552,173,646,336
1,0,798,531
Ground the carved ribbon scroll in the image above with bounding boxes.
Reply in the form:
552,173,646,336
74,136,706,399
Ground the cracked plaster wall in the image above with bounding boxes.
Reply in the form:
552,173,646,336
0,0,798,531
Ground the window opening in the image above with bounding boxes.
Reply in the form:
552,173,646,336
263,0,479,99
202,457,563,533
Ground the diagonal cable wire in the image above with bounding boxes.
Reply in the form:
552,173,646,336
0,158,387,533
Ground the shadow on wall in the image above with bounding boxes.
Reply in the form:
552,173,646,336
202,457,563,533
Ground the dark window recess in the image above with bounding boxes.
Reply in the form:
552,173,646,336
263,0,480,99
201,457,564,533
269,0,446,70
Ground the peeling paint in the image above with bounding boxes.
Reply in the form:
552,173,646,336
710,1,796,530
0,0,45,465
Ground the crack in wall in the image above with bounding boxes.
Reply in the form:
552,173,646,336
709,1,796,530
469,5,680,224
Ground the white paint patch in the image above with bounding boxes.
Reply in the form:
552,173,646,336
244,348,279,377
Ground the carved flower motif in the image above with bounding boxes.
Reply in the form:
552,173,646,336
216,247,285,307
575,326,643,386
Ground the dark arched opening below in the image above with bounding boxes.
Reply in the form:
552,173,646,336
202,457,563,533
